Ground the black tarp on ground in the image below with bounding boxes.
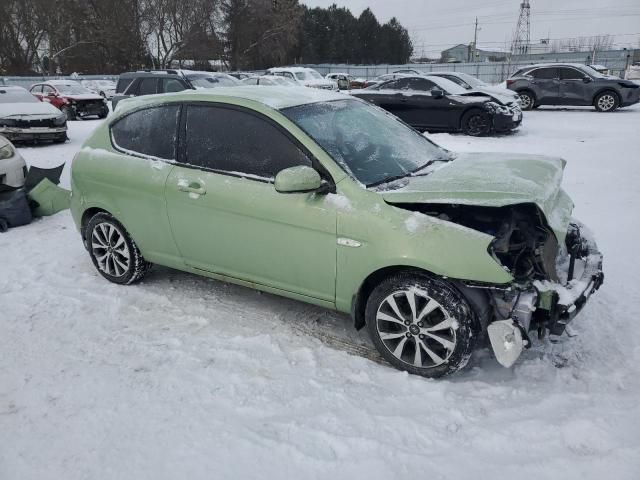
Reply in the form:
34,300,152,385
0,187,32,232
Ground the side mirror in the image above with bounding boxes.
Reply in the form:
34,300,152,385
47,91,57,97
431,88,445,99
582,76,592,83
274,166,322,194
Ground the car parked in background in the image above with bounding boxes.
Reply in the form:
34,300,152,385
352,75,522,136
112,70,240,109
507,63,640,111
325,73,366,90
363,73,411,88
425,71,520,105
0,135,27,188
70,87,602,378
266,67,338,90
81,79,117,99
241,75,298,86
30,80,108,120
0,86,67,143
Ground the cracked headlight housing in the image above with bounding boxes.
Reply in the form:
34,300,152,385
485,101,511,114
54,114,67,126
0,143,15,160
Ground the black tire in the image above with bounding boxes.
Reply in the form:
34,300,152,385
365,273,479,378
461,109,492,136
61,105,76,121
517,90,535,111
594,91,619,112
0,218,8,233
85,212,151,285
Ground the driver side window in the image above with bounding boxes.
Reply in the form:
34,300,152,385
183,105,312,181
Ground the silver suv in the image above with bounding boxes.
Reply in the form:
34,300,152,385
506,63,640,112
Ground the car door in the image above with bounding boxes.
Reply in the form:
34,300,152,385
528,67,560,104
558,67,591,105
164,103,337,302
397,77,455,130
102,104,182,262
42,85,64,109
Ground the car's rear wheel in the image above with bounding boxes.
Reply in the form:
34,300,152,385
594,91,619,112
86,212,151,285
517,90,535,110
461,109,491,136
365,273,478,378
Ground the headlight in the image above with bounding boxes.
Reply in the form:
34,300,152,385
485,101,510,114
0,143,15,160
54,114,67,126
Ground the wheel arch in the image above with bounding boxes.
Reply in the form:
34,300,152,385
592,88,620,105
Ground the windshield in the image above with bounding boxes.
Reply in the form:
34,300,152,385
282,99,452,187
55,83,91,94
295,70,323,81
0,89,39,104
455,72,485,87
188,74,239,88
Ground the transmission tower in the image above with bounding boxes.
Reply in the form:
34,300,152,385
511,0,531,55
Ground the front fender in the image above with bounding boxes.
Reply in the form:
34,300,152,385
334,193,513,313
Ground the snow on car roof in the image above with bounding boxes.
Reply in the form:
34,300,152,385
116,86,348,113
268,67,319,72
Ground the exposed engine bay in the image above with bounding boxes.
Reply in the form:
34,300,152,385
393,203,559,282
390,202,604,367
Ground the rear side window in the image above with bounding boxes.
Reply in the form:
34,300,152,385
530,68,558,79
111,105,180,160
138,78,158,95
116,78,133,94
162,78,186,93
183,105,311,180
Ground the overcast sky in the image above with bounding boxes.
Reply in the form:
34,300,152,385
302,0,640,57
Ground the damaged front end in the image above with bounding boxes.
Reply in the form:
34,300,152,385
395,202,604,367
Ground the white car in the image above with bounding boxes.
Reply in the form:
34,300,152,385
0,135,27,188
81,79,117,99
241,75,299,86
266,67,338,90
425,71,521,105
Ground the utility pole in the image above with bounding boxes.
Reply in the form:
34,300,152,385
472,17,479,63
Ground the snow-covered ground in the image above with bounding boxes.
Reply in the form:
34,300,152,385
2,105,640,479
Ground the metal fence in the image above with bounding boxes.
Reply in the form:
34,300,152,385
299,58,631,84
0,75,118,89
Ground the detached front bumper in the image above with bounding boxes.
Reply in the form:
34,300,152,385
0,126,67,143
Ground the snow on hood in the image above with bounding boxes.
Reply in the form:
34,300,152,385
380,152,574,239
0,102,62,119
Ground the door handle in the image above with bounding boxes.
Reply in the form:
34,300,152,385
178,181,206,196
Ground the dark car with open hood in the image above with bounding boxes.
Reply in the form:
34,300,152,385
0,86,68,144
351,75,522,136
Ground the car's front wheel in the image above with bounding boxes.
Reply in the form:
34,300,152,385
365,273,478,378
461,109,491,136
594,91,619,112
86,212,151,285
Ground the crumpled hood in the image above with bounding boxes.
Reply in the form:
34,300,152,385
0,102,62,119
381,152,574,240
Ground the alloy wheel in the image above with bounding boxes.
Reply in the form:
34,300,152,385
519,93,533,110
597,94,615,111
467,114,490,136
375,288,457,368
91,222,131,277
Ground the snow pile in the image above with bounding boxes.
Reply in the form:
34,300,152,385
3,106,640,479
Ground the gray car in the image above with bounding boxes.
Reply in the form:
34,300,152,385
506,63,640,112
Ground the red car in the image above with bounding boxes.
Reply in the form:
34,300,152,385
30,80,109,120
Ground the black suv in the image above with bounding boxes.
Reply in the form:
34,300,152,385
507,63,640,112
111,70,239,110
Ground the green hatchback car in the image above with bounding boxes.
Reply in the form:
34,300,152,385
70,87,603,377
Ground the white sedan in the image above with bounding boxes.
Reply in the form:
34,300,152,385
0,135,27,188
